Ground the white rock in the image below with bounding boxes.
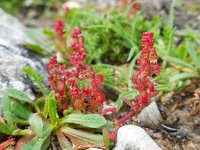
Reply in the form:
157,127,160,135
113,125,162,150
63,1,81,9
137,101,164,129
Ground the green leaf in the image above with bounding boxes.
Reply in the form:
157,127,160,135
24,44,49,56
29,113,44,137
155,84,170,91
63,107,73,116
5,88,33,104
60,113,106,129
24,27,46,44
11,101,32,120
2,95,11,113
61,126,104,146
0,123,12,135
170,73,199,83
162,28,176,68
57,132,73,150
22,124,53,150
127,46,135,62
176,44,188,60
4,111,20,130
43,97,49,118
167,1,175,30
103,127,110,149
104,121,114,132
41,136,51,150
186,43,200,66
48,92,59,125
115,90,139,111
163,56,195,70
23,67,48,96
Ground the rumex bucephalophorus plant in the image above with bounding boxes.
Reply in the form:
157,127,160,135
108,32,161,141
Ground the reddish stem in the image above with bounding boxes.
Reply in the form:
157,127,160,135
117,109,135,125
121,97,133,107
0,138,15,150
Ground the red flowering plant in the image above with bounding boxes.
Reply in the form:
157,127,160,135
47,27,105,114
109,32,161,141
45,24,110,149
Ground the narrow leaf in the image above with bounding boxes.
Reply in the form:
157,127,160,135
57,132,73,150
186,43,200,66
2,95,11,113
22,124,53,150
162,28,176,68
163,56,195,70
5,88,33,104
60,113,106,129
115,90,139,111
61,126,104,146
24,44,49,56
48,92,59,125
103,127,110,149
127,46,135,62
170,73,199,83
29,113,44,137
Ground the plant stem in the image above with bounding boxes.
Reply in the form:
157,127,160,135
33,103,41,113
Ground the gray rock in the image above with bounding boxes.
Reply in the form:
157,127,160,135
0,9,47,115
137,102,164,130
113,125,162,150
0,9,32,44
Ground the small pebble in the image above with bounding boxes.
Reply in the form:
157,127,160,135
113,125,162,150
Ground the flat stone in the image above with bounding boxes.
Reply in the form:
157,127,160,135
113,125,162,150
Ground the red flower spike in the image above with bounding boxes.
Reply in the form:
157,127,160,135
47,55,57,70
55,19,65,40
132,32,160,106
112,32,161,141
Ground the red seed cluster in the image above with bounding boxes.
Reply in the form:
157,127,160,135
132,32,160,106
47,28,105,113
70,27,87,70
54,19,65,41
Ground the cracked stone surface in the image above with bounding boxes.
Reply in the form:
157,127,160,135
0,8,46,115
